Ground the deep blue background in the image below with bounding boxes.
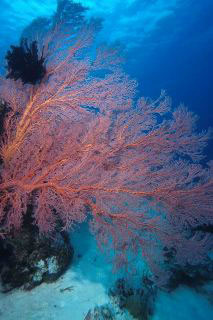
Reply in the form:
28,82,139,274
127,0,213,159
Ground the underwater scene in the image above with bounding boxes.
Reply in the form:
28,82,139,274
0,0,212,319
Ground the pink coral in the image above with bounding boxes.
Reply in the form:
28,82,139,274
0,23,212,283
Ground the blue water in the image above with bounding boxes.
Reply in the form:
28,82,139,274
0,1,212,319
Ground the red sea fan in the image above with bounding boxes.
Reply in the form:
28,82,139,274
0,23,212,284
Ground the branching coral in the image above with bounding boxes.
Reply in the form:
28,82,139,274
0,16,212,285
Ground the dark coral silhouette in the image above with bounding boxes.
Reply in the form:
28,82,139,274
5,39,46,85
53,0,88,28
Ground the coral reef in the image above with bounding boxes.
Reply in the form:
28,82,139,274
0,208,73,292
0,1,212,287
